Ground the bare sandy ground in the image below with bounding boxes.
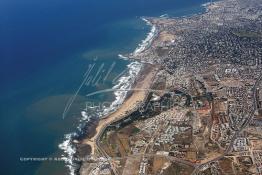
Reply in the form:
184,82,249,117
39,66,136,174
83,64,158,155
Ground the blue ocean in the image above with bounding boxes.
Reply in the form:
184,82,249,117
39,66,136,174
0,0,208,174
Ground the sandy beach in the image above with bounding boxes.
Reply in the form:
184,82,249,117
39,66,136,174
82,64,158,155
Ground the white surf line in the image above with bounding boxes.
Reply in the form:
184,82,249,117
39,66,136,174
132,17,158,56
111,63,131,85
63,63,96,119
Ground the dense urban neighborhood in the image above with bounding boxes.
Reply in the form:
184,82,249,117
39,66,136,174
76,0,262,174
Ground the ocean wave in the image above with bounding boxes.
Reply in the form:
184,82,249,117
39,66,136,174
101,61,142,116
132,18,158,56
59,16,146,175
58,109,92,175
59,16,151,175
59,61,142,175
80,111,90,121
58,134,77,175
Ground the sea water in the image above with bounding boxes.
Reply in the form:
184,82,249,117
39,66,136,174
0,0,209,174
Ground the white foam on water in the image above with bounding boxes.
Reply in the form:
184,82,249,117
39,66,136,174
80,111,90,121
102,61,142,116
59,109,92,175
132,18,158,56
58,134,77,175
59,18,148,175
59,15,151,175
60,2,214,174
59,61,142,175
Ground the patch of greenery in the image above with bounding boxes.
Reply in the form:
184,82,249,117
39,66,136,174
131,127,140,134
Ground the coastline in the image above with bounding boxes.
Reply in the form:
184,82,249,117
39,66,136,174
128,17,159,60
79,63,158,174
0,0,224,174
83,64,157,152
67,2,208,171
62,2,208,173
59,61,144,175
55,0,262,175
75,2,217,174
